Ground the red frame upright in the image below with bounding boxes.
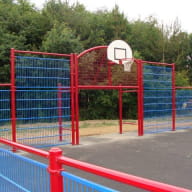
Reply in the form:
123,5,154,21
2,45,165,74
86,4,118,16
172,63,176,131
74,54,80,145
57,83,63,141
70,53,76,145
137,60,144,136
10,48,17,144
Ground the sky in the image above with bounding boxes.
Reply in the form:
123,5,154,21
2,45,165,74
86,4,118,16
29,0,192,33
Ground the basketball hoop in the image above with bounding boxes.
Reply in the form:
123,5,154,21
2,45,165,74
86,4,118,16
120,58,134,72
107,40,133,72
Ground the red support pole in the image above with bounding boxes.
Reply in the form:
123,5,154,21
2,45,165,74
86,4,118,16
74,54,80,145
172,63,176,131
78,85,139,90
70,54,75,145
137,60,141,136
57,83,63,141
0,83,11,87
48,148,63,192
140,61,144,136
119,87,123,134
108,60,112,85
14,49,71,57
10,48,16,144
137,60,144,136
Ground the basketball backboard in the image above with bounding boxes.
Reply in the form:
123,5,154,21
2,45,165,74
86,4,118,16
107,40,133,72
107,40,133,64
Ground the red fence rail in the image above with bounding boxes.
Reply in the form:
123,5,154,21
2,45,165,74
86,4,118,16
0,138,191,192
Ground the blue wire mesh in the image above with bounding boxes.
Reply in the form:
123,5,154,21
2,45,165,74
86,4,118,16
176,89,192,130
15,56,71,147
143,65,173,133
0,148,50,192
0,89,11,141
61,171,119,192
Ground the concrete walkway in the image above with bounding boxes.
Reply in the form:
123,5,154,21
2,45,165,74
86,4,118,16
60,129,192,191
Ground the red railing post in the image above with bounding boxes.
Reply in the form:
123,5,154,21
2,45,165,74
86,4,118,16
48,148,63,192
119,86,123,134
58,83,63,141
172,63,176,131
10,48,17,144
137,60,144,136
74,54,79,145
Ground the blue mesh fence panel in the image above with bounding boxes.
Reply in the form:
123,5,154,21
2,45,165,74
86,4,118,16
61,171,119,192
176,89,192,130
0,148,50,192
143,65,173,133
15,56,71,147
0,89,11,141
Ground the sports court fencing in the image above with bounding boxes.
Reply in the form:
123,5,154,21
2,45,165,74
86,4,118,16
0,138,191,192
0,88,11,141
61,172,118,192
1,47,192,147
15,56,71,147
0,49,77,148
0,148,50,191
0,146,117,192
176,88,192,130
143,63,173,134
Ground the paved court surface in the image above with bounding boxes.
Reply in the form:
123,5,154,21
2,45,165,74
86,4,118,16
26,129,192,191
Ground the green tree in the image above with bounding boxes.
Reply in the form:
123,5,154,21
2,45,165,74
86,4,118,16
129,17,164,61
175,70,190,86
41,23,83,53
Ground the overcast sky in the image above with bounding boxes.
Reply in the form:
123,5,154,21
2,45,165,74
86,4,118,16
29,0,192,33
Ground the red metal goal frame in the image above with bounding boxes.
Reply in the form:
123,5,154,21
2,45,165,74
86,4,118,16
76,47,141,144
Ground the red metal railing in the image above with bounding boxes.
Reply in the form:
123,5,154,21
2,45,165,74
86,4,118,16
142,61,173,66
14,49,71,57
0,84,11,86
0,138,191,192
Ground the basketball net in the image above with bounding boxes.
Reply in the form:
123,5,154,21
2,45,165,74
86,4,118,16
121,59,134,72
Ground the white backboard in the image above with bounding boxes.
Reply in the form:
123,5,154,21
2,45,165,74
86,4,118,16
107,40,133,64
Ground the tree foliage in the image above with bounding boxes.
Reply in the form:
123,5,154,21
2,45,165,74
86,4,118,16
41,23,83,53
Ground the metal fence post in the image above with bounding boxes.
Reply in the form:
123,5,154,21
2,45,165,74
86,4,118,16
172,63,176,131
119,86,123,134
74,54,80,145
57,83,63,141
48,148,63,192
137,59,144,136
10,48,17,152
